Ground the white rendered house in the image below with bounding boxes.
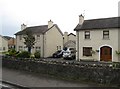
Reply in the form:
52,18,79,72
74,15,120,62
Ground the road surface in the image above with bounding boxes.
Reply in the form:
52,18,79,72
2,67,100,87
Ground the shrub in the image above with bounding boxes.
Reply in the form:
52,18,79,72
112,62,120,68
30,54,35,58
6,49,17,56
34,51,41,58
16,51,30,58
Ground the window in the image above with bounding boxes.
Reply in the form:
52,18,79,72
57,46,61,50
36,46,41,52
3,47,5,50
19,35,22,40
85,31,90,39
24,46,27,51
0,47,2,51
59,46,61,50
19,46,23,51
83,47,92,56
36,35,40,40
103,30,109,39
57,46,59,50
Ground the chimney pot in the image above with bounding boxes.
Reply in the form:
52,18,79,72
21,23,27,30
48,20,53,29
79,14,84,25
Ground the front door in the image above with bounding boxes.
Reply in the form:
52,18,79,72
100,46,112,61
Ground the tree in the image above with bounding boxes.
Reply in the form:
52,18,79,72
23,30,35,53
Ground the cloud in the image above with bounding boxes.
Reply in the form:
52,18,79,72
1,0,119,36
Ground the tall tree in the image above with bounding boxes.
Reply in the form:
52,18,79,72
23,30,35,53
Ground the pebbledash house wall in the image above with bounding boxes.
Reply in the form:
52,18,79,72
119,28,120,60
0,36,8,52
68,34,76,41
16,34,44,57
77,28,119,62
44,26,63,57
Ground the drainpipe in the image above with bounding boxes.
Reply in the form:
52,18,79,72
43,34,44,57
76,31,79,61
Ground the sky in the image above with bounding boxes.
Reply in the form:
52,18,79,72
1,0,120,37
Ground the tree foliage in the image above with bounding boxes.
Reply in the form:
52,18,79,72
23,30,35,53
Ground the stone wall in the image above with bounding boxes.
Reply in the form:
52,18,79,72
2,58,120,86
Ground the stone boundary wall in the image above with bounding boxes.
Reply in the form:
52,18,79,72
2,58,120,86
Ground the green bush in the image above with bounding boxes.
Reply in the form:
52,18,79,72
6,49,17,56
16,51,30,58
112,62,120,68
30,54,35,58
34,51,41,58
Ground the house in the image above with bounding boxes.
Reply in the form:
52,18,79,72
4,36,16,49
0,35,8,52
15,20,63,57
74,15,120,62
63,32,76,49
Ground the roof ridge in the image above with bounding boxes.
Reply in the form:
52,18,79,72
74,16,120,31
85,16,120,21
27,25,48,28
68,33,76,36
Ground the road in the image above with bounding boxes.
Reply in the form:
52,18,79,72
2,67,100,87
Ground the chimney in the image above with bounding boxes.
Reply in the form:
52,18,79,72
63,32,68,44
48,20,53,29
79,14,84,25
21,23,27,30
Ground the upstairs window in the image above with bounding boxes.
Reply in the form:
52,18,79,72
83,47,92,56
3,47,5,51
36,46,41,52
103,30,109,39
19,35,22,40
19,46,23,51
85,31,90,39
37,35,40,40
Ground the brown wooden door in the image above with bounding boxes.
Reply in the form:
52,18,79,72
100,46,112,61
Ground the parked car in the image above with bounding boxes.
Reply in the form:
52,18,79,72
63,47,76,60
52,50,63,58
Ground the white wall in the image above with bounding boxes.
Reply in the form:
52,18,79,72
118,29,120,61
32,34,44,57
78,29,119,62
0,36,8,52
44,26,63,57
16,34,44,57
63,32,68,44
76,31,79,60
68,34,76,41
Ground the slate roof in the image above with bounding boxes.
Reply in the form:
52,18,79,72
64,40,76,47
15,24,63,36
74,17,120,31
68,33,76,36
3,36,13,40
0,35,8,41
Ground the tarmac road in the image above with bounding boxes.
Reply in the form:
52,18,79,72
2,67,100,87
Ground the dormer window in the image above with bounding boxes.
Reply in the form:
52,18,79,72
85,31,90,39
103,30,109,39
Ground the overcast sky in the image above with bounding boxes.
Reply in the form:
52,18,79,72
1,0,120,37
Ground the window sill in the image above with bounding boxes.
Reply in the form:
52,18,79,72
102,38,110,40
84,39,91,40
83,55,92,57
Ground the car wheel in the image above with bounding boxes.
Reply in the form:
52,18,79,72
54,55,57,58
